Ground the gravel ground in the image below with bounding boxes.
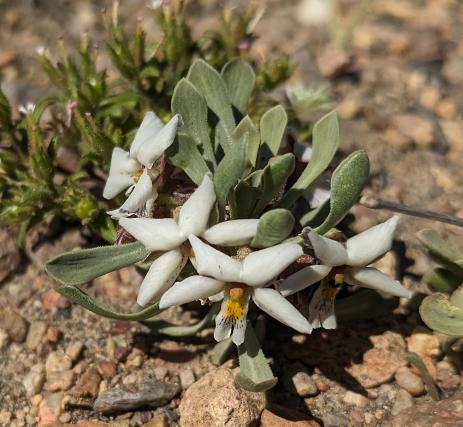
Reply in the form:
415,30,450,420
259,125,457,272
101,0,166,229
1,1,463,426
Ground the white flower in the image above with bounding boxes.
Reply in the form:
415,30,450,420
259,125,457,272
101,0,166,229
119,174,260,307
18,103,35,115
294,141,313,163
278,216,411,330
103,111,180,218
159,235,312,346
304,174,331,209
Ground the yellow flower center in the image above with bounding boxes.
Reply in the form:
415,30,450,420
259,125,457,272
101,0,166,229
133,167,144,183
320,268,345,302
224,284,247,322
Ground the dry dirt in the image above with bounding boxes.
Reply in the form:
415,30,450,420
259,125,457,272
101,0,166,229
1,1,463,426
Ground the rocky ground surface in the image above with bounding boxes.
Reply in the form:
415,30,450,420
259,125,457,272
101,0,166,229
1,0,463,426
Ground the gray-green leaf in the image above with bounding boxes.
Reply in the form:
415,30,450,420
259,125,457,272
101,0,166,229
235,323,278,392
278,111,340,208
187,59,235,152
420,293,463,336
214,136,249,213
167,133,210,185
142,304,219,336
171,79,216,169
314,150,369,235
46,242,150,286
258,105,287,167
222,60,255,115
233,116,259,167
252,153,295,217
424,268,462,294
56,284,160,320
417,229,463,274
251,209,295,248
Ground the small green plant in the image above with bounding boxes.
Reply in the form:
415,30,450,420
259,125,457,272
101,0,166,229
417,229,463,336
46,57,412,391
0,1,295,242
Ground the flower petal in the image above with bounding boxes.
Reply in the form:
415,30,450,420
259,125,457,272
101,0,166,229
252,287,312,334
202,219,259,247
119,217,184,251
293,141,313,162
107,171,155,219
303,174,331,209
188,235,242,282
130,111,165,161
308,231,348,267
159,276,225,309
103,147,139,199
308,284,337,330
345,266,411,298
178,174,216,237
214,289,251,346
137,114,181,168
214,311,232,342
241,243,303,287
278,264,332,297
346,216,399,266
137,248,187,306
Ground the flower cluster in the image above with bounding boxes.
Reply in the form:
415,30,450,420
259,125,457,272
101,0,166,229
103,114,412,346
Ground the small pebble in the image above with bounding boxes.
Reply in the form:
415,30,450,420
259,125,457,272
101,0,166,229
180,368,196,390
343,390,369,407
395,366,425,396
290,370,319,397
391,389,414,415
45,351,72,374
97,360,117,378
25,321,47,350
0,328,9,349
44,369,74,391
23,363,45,396
65,341,84,362
46,326,60,343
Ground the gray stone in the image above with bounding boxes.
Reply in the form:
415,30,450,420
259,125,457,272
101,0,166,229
94,381,180,413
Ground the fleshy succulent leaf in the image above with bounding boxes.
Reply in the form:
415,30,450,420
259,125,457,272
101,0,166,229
258,105,287,167
167,133,211,185
213,135,249,213
56,284,160,320
278,111,340,208
423,268,462,294
187,59,235,152
46,242,150,286
235,322,278,392
420,293,463,336
221,60,255,115
314,150,369,235
417,229,463,274
142,303,220,336
171,78,216,169
251,153,295,217
251,209,295,248
233,116,259,167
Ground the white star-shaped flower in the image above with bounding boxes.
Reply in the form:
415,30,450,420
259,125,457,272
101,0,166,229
159,234,312,346
103,111,180,218
278,216,411,330
119,174,260,307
